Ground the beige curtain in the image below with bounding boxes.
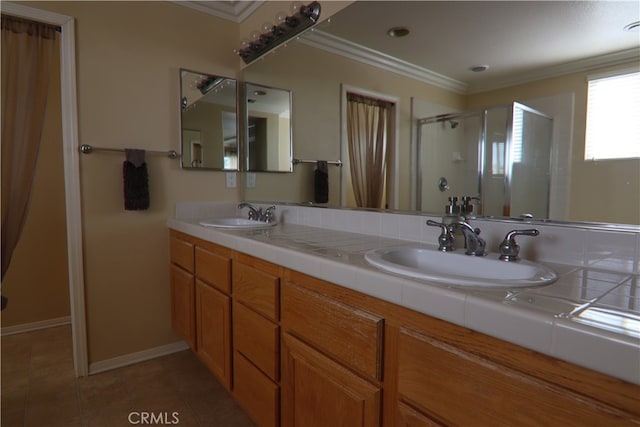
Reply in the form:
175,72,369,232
346,93,394,208
1,15,58,279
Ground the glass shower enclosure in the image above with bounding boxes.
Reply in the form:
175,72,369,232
416,102,553,219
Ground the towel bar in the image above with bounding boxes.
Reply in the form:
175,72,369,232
80,144,179,159
293,158,343,167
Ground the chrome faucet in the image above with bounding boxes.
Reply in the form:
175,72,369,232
449,220,486,256
238,202,260,221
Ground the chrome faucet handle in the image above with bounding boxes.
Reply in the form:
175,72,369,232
499,229,539,261
264,206,277,223
426,220,455,252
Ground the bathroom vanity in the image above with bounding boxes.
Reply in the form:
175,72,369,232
168,203,640,426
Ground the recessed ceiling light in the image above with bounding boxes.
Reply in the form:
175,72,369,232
624,21,639,31
387,26,410,38
470,65,490,73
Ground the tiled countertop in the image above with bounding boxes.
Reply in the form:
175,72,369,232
167,217,640,385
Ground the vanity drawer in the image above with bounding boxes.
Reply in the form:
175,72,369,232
234,351,279,427
233,301,280,381
170,231,194,273
233,257,280,321
282,280,384,381
195,243,231,294
396,326,628,426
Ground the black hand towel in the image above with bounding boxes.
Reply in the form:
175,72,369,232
314,160,329,203
123,149,149,210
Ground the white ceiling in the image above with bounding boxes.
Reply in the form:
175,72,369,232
178,1,640,93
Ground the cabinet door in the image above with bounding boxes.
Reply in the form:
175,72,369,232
170,264,195,349
196,279,231,389
281,334,381,427
234,351,279,427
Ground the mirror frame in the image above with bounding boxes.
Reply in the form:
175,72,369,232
243,82,294,173
179,68,240,171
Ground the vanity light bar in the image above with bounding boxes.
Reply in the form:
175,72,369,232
236,1,321,65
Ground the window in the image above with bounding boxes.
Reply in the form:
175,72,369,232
585,70,640,160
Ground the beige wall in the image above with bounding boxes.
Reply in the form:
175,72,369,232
243,42,466,209
22,1,242,364
466,61,640,224
2,39,70,327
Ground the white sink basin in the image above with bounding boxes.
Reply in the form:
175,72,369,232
364,247,557,288
199,217,277,229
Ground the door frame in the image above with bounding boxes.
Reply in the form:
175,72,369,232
3,2,88,376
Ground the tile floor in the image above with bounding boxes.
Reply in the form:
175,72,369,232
1,325,255,426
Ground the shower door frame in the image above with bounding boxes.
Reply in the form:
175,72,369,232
416,102,553,218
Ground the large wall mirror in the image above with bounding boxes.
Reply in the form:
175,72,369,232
245,82,293,172
240,1,640,227
180,69,238,170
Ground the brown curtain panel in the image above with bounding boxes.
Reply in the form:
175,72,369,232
1,15,58,279
346,93,394,208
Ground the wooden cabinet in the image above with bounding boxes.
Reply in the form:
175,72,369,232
196,279,231,389
281,333,381,427
281,272,384,425
169,231,195,349
232,255,283,427
194,241,232,390
169,229,640,426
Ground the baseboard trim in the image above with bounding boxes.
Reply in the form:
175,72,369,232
1,316,71,336
88,341,190,375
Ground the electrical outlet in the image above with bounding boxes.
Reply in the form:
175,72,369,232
226,172,237,188
246,173,256,188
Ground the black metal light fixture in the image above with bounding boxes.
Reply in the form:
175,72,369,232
235,1,321,65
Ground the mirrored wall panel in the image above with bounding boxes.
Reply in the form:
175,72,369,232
180,69,238,170
245,82,293,172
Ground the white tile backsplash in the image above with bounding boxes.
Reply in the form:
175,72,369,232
185,202,639,273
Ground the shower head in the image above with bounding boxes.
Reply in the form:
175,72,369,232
449,120,459,129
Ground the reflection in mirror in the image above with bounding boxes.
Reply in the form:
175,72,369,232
245,82,293,172
417,102,553,220
240,2,639,226
180,69,238,170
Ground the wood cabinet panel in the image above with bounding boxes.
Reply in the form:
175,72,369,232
234,351,279,427
195,245,231,294
169,232,194,273
233,302,280,381
396,402,443,427
281,334,381,427
397,326,634,426
233,260,280,321
282,281,384,381
196,279,231,389
170,264,195,349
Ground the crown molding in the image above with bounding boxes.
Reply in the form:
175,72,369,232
171,1,263,23
299,30,469,94
300,30,640,95
468,48,640,93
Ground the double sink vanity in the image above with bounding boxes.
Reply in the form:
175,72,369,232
167,201,639,426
